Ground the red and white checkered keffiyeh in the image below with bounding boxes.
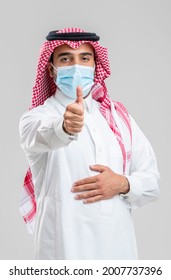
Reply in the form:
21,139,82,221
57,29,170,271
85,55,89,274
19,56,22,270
20,28,132,234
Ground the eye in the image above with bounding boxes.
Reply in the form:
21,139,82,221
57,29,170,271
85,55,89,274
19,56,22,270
82,56,90,62
60,57,71,63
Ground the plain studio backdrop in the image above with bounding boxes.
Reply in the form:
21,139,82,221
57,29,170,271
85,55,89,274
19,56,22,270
0,0,170,259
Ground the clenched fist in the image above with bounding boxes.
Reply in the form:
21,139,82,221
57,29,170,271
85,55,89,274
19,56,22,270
63,86,84,134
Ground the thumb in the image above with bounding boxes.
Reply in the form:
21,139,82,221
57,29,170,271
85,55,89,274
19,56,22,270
76,86,83,104
89,164,107,173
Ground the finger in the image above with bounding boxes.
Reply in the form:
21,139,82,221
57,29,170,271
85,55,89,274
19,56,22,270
66,104,84,115
89,164,107,173
74,189,100,200
76,86,83,104
65,120,84,128
72,182,97,192
64,111,84,121
84,195,103,204
73,174,98,187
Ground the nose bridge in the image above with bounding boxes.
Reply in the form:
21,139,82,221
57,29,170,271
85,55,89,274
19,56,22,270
71,53,80,65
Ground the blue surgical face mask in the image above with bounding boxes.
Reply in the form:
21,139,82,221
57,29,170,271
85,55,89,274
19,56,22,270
52,64,95,99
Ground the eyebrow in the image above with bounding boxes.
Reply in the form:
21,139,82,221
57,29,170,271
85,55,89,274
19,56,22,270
57,52,93,58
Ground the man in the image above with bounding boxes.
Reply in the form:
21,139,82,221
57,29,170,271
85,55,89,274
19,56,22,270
19,27,160,260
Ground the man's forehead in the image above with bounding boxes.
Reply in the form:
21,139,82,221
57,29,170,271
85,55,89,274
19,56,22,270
53,43,94,55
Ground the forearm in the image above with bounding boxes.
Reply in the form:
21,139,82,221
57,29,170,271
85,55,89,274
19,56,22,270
19,113,77,154
120,115,160,209
121,170,160,209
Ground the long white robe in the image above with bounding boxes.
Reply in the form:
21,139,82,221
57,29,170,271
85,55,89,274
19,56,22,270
19,90,160,259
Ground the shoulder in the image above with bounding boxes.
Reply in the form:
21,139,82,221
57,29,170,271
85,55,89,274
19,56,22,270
113,101,129,117
112,101,131,131
25,95,58,115
20,95,59,125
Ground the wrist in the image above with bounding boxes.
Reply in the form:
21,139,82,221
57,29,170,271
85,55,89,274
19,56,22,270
120,176,130,194
62,121,74,136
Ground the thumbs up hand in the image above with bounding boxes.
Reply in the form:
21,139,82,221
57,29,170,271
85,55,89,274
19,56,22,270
63,86,84,134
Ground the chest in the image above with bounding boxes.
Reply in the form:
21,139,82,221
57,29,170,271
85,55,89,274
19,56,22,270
60,107,123,175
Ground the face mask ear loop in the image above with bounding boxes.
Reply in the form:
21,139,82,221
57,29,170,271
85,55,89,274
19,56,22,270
50,63,58,82
51,63,57,71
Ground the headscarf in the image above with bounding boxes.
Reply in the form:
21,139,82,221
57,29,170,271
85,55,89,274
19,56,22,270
20,27,132,234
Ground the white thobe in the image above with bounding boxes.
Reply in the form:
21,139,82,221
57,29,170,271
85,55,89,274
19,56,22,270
19,89,160,260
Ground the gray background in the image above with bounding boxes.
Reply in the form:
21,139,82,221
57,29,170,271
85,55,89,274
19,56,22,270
0,0,170,259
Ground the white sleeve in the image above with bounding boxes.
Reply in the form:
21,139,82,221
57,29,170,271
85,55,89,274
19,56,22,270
120,115,160,209
19,107,78,154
